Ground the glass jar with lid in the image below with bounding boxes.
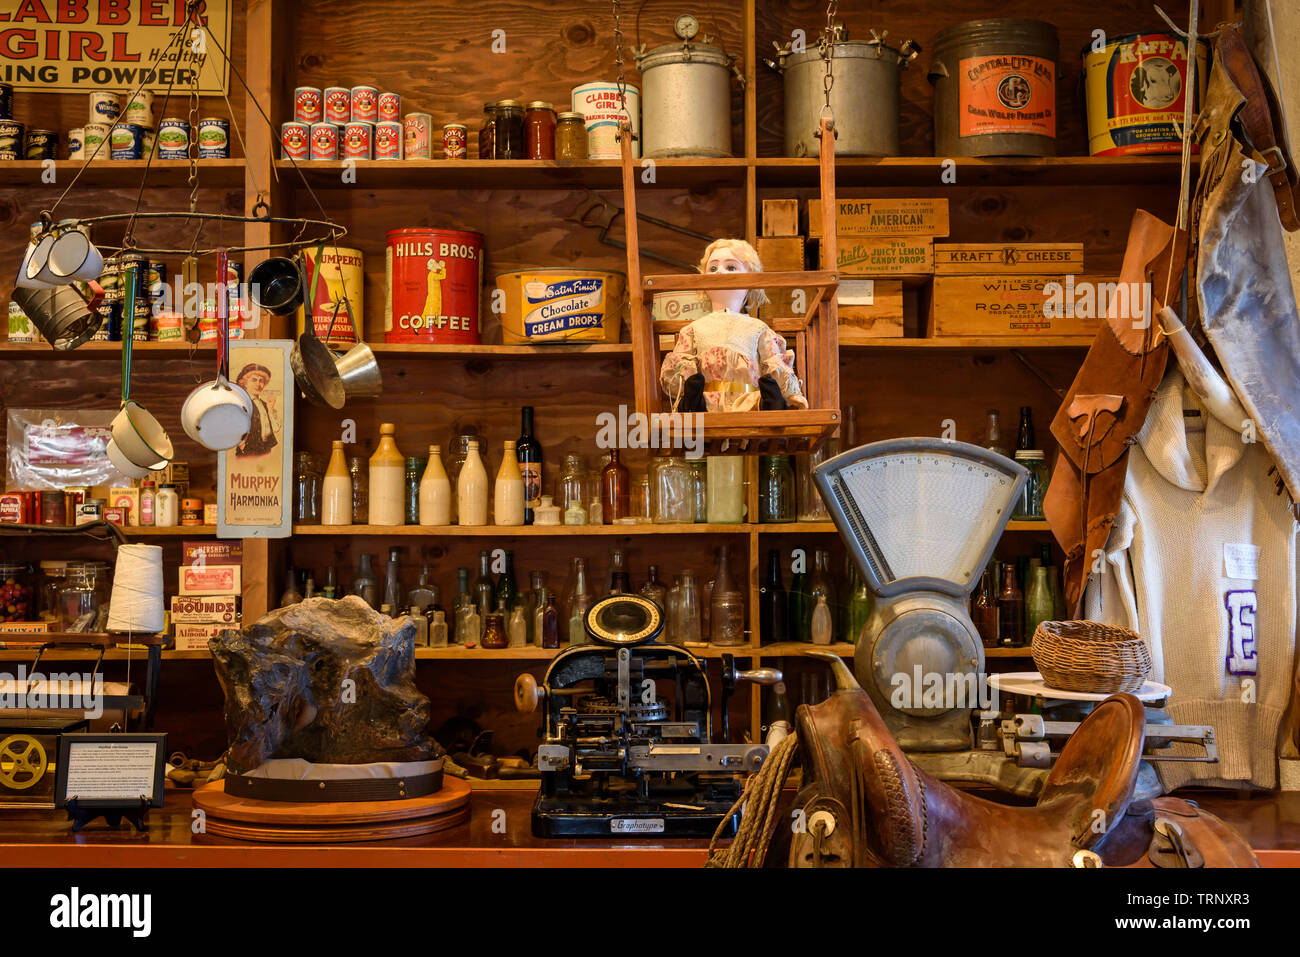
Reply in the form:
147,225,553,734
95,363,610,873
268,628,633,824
555,112,588,160
493,100,525,159
1012,450,1049,520
759,454,796,523
59,563,99,632
706,455,745,523
38,560,67,622
525,101,556,159
651,454,693,524
0,562,35,623
560,453,588,524
295,450,322,524
478,102,497,158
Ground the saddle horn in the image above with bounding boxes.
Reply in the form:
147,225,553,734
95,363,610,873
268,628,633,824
805,649,861,691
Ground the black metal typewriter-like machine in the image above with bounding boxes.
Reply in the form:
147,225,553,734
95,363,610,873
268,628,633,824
513,594,779,838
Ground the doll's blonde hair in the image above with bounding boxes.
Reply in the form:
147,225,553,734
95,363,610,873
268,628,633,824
698,238,770,313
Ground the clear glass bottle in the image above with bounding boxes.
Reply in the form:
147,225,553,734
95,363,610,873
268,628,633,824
666,576,683,642
534,495,561,525
606,547,630,595
677,569,702,643
810,594,833,646
404,455,426,525
565,557,592,646
295,450,323,524
445,431,477,524
710,545,746,646
601,448,630,523
347,454,369,524
529,570,548,645
429,609,448,648
651,454,693,523
410,606,429,647
789,548,811,643
507,604,528,648
984,410,1008,458
383,546,404,613
453,567,473,644
419,444,451,525
280,563,303,608
322,440,353,525
807,548,837,643
797,440,836,521
759,454,796,523
555,111,588,159
639,564,668,610
408,564,438,613
560,453,587,522
369,423,405,526
457,439,489,526
706,455,745,523
631,471,653,523
494,439,525,526
688,459,708,523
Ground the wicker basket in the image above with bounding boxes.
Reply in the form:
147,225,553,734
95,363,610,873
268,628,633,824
1031,620,1152,694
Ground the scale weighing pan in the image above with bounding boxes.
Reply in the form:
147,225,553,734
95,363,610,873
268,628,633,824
812,437,1027,601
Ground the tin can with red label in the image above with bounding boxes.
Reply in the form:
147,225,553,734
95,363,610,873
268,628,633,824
384,227,484,345
281,121,310,160
324,86,350,123
443,124,467,159
375,121,403,159
404,112,432,159
310,121,338,160
342,121,373,160
378,92,401,123
40,490,66,526
0,493,28,525
294,87,323,124
350,86,379,123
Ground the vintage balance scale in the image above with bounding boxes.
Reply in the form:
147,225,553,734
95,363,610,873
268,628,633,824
812,437,1219,798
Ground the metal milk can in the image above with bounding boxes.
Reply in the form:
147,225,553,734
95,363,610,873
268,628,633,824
768,25,919,157
635,13,739,158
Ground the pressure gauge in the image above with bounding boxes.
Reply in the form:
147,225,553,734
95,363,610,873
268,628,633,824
674,13,700,41
585,594,664,647
814,438,1027,599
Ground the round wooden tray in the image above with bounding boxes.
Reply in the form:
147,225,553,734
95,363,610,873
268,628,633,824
191,775,471,843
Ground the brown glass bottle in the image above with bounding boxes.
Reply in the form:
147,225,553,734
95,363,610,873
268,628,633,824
972,562,999,647
997,563,1025,647
481,612,508,649
600,448,630,523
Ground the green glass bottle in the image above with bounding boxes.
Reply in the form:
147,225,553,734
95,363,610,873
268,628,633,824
472,550,495,625
495,548,519,610
789,546,811,643
1026,564,1055,644
848,566,873,646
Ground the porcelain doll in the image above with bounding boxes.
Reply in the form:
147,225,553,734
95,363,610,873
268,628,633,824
659,238,808,413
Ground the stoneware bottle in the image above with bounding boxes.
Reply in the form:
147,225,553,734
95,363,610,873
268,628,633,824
321,439,353,525
368,423,405,526
457,439,489,526
419,444,451,525
494,439,525,526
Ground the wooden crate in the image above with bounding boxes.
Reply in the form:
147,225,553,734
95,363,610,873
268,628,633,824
761,198,800,237
807,198,949,238
838,280,904,341
822,237,934,277
930,275,1107,337
935,243,1085,275
756,237,806,320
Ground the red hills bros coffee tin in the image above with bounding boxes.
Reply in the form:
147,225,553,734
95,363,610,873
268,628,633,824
384,228,483,345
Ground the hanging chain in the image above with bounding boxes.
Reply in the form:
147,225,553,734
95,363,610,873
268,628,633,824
820,0,838,116
613,0,627,113
187,23,201,216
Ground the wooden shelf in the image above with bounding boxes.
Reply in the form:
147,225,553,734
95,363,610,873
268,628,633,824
1004,520,1052,531
368,343,631,358
0,158,246,189
294,523,755,536
754,155,1193,189
126,525,219,536
755,522,837,534
275,157,749,191
840,337,1093,351
758,642,855,657
984,647,1034,658
0,341,217,359
412,642,754,660
0,647,186,661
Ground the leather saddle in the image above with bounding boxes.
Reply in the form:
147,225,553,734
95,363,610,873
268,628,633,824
782,655,1257,868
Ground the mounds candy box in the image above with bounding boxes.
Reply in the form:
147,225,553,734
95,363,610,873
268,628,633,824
170,594,240,624
178,564,241,596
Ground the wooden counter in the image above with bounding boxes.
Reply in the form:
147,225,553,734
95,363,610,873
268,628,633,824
1,786,1297,868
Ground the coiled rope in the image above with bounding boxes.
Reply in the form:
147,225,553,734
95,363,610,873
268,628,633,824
705,733,800,868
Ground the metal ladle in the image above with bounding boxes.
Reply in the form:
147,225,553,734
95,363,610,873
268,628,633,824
290,245,345,409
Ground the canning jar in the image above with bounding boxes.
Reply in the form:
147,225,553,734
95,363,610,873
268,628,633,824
525,101,556,159
493,100,525,159
651,454,693,523
59,564,99,632
560,453,588,523
1013,450,1048,520
555,112,588,160
295,450,322,524
706,455,745,523
759,454,796,523
478,102,496,158
0,562,35,622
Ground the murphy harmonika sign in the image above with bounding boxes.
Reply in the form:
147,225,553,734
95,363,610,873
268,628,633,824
0,0,231,94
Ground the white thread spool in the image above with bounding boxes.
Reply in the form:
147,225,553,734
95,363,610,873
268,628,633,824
107,543,165,633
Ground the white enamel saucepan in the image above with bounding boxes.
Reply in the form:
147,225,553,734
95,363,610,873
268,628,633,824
107,263,174,473
180,249,252,450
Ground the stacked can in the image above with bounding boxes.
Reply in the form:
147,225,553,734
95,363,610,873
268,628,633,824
404,113,432,159
122,254,151,340
378,92,401,123
324,87,350,123
110,122,145,159
310,122,338,159
282,121,309,159
24,129,57,160
93,258,124,341
286,86,322,159
375,121,402,159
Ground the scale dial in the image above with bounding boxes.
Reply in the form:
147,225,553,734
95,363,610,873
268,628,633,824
585,594,664,647
674,13,700,41
816,438,1027,597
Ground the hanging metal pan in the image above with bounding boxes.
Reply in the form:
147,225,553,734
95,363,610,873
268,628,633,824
289,250,345,409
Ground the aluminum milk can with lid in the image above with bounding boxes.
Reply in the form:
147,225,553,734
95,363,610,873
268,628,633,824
768,24,919,157
635,12,738,158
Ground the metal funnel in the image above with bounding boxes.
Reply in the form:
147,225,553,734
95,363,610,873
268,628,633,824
334,340,383,399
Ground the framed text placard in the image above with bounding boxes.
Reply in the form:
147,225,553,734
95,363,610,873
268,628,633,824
0,0,232,94
55,733,166,808
218,339,294,538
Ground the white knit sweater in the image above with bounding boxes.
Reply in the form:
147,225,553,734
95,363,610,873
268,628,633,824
1086,368,1298,790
